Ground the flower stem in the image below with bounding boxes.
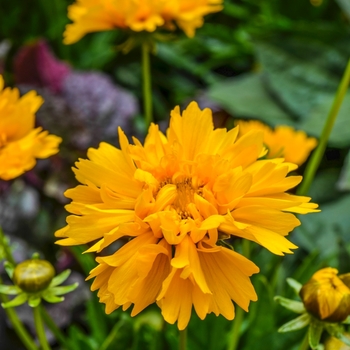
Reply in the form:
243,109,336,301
142,41,153,128
33,305,51,350
0,227,16,265
179,328,187,350
0,284,38,350
227,306,244,350
41,306,71,349
298,330,309,350
297,58,350,196
98,318,125,350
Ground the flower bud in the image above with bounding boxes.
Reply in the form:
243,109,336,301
13,259,55,293
299,268,350,323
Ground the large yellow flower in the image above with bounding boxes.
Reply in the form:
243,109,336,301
56,102,318,329
63,0,223,44
236,119,318,166
0,76,61,180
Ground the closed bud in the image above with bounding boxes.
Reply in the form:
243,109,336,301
299,268,350,323
13,259,55,293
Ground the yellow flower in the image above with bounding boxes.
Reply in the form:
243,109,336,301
235,119,318,166
63,0,223,44
56,101,318,329
325,335,350,350
0,76,61,180
300,268,350,322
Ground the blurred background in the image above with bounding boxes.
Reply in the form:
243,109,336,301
1,0,350,349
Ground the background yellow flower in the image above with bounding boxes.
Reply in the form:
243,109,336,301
63,0,223,44
0,76,62,180
56,102,318,329
236,119,318,166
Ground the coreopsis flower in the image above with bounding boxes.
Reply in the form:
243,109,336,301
0,75,61,180
276,269,350,349
56,101,318,330
300,268,350,323
235,120,317,166
63,0,223,44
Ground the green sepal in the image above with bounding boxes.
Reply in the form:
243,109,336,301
1,293,27,308
325,323,350,346
42,293,65,303
286,278,302,295
309,319,323,349
278,313,310,333
49,283,79,296
274,296,305,314
28,295,41,308
4,261,14,279
50,269,71,287
342,315,350,324
0,284,21,295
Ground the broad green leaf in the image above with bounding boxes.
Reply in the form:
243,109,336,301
274,296,305,314
337,150,350,192
208,73,292,125
278,313,310,333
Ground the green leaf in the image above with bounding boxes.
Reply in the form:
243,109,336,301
50,269,72,287
42,293,64,304
207,73,292,126
278,313,310,333
1,293,27,308
286,278,303,295
309,320,324,349
49,283,79,296
4,261,14,279
0,284,21,295
28,295,41,308
274,296,305,314
337,150,350,192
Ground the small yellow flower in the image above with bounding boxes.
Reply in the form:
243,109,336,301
63,0,223,44
56,101,318,330
300,268,350,322
235,119,317,166
0,76,61,180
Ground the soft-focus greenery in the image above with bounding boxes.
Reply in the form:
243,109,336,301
1,0,350,349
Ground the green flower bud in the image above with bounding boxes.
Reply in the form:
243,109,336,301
13,259,55,293
300,268,350,323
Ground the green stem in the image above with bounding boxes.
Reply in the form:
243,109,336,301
41,306,71,350
0,289,38,350
297,58,350,196
98,319,125,350
0,227,16,265
227,306,244,350
142,41,153,128
298,330,309,350
179,328,187,350
34,305,51,350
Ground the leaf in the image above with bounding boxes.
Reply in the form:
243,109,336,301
274,296,305,314
208,73,292,125
309,320,324,349
337,150,350,192
1,293,27,308
286,278,303,295
0,284,21,295
278,313,310,333
42,293,64,303
28,295,41,308
50,269,71,287
49,283,79,296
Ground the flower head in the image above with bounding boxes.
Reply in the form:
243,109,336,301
300,268,350,323
235,119,318,166
63,0,223,44
0,255,78,308
56,101,318,329
0,75,62,180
